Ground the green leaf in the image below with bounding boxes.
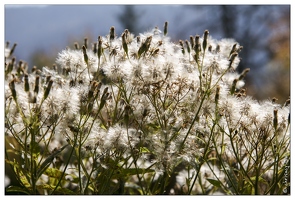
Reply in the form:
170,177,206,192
207,178,222,187
140,147,150,153
207,157,217,161
250,175,267,184
36,184,77,195
147,123,160,130
37,144,69,178
44,167,64,179
6,186,31,195
112,168,154,179
100,123,107,130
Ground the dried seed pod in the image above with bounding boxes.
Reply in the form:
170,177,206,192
82,45,88,65
17,60,23,75
122,31,129,59
229,43,237,57
34,76,40,94
193,35,201,61
215,44,220,53
6,57,15,75
238,68,250,80
74,42,79,50
110,26,115,41
9,79,17,101
46,75,51,84
92,42,97,54
208,45,212,52
228,52,238,68
202,30,209,52
272,97,278,104
28,91,36,103
215,85,220,104
24,73,29,92
43,80,53,100
138,36,152,58
164,21,168,36
284,98,290,107
179,40,185,55
230,78,238,95
97,36,103,62
84,37,88,49
194,35,200,52
189,35,194,49
273,109,278,130
31,66,37,73
185,40,191,54
9,43,17,57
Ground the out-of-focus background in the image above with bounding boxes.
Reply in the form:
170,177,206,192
4,4,290,104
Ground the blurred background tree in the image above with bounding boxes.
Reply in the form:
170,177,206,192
182,5,290,103
261,7,290,103
29,48,56,71
117,5,144,36
24,5,289,104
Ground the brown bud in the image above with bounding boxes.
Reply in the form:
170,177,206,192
43,80,53,100
215,45,220,53
179,40,185,54
84,37,88,49
164,21,168,36
9,43,17,57
229,52,238,68
229,43,237,57
24,73,29,92
6,57,15,74
284,98,290,107
31,66,37,73
138,36,152,58
202,30,209,52
97,36,103,61
215,85,220,104
230,79,238,95
29,92,36,103
82,45,88,65
189,35,194,49
272,97,278,104
9,79,17,100
185,40,191,54
122,32,129,58
238,68,250,80
6,41,10,48
208,45,212,52
273,109,278,130
110,26,115,41
74,42,79,50
92,42,97,54
34,76,40,94
46,76,51,84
